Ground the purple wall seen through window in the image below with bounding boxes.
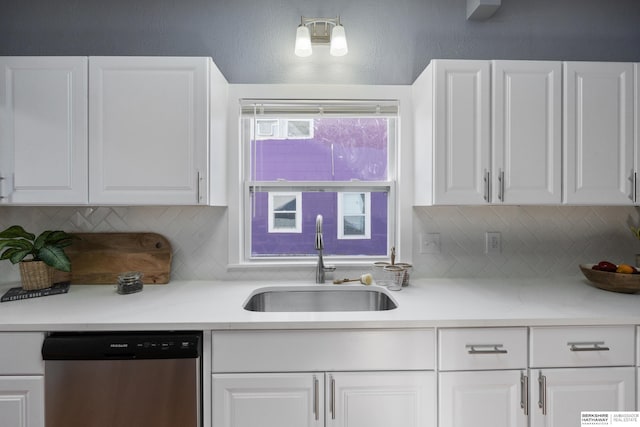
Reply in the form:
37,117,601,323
250,117,390,257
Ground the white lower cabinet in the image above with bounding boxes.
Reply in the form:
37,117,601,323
212,371,435,427
0,376,45,427
439,370,528,427
210,329,436,427
438,327,528,427
0,332,45,427
327,371,435,427
530,326,636,427
212,373,324,427
530,367,635,427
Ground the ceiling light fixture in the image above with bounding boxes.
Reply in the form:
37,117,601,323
294,16,348,57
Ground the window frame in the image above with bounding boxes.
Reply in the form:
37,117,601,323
241,99,398,263
337,191,371,240
254,118,314,140
267,191,302,233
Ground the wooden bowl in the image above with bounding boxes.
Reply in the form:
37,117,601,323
579,264,640,294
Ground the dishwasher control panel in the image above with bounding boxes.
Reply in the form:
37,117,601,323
42,331,201,360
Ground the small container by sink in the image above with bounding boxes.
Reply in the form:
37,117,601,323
243,286,398,312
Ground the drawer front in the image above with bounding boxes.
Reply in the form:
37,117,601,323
0,332,45,374
212,329,435,372
439,327,527,371
530,326,634,368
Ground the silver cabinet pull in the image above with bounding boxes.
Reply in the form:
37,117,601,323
520,372,529,416
0,175,5,199
633,172,638,203
567,341,610,352
483,170,490,202
498,169,505,202
330,375,336,420
196,171,202,203
313,376,319,421
466,344,507,354
538,371,547,415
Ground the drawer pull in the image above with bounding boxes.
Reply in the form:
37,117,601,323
567,341,610,352
466,344,508,354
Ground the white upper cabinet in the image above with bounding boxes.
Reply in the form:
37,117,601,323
563,61,634,205
89,56,210,205
492,61,562,204
413,59,561,205
413,59,491,205
0,57,88,204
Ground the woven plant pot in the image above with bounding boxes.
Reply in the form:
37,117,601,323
19,260,54,290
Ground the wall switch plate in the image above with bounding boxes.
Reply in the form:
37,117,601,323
485,231,501,254
420,233,441,254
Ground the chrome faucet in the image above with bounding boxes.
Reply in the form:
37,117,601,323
315,214,335,283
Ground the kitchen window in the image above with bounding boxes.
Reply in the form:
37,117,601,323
337,192,371,239
242,100,397,260
268,192,302,233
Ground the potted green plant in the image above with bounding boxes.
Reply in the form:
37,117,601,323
0,225,75,290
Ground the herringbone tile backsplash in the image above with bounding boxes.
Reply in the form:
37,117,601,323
1,205,639,282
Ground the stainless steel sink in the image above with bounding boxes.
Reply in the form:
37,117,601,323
243,286,398,312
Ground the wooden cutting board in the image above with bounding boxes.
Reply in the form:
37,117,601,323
53,233,172,284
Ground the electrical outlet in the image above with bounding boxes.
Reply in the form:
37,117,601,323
485,232,501,254
420,233,441,254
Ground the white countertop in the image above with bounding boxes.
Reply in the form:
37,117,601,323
1,275,639,331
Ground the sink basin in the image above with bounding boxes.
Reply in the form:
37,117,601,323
243,286,398,312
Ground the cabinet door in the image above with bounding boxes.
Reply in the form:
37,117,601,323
564,61,634,204
492,61,562,204
432,60,491,205
212,373,323,427
530,367,635,427
0,57,88,204
0,376,45,427
89,56,209,205
439,370,528,427
327,371,435,427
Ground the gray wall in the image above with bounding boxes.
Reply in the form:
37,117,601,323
2,0,639,84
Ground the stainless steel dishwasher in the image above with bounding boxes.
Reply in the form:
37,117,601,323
42,331,201,427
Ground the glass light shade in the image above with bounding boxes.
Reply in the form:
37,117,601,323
294,25,312,57
330,24,348,56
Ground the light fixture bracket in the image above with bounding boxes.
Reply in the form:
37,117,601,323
301,16,340,44
295,15,348,57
